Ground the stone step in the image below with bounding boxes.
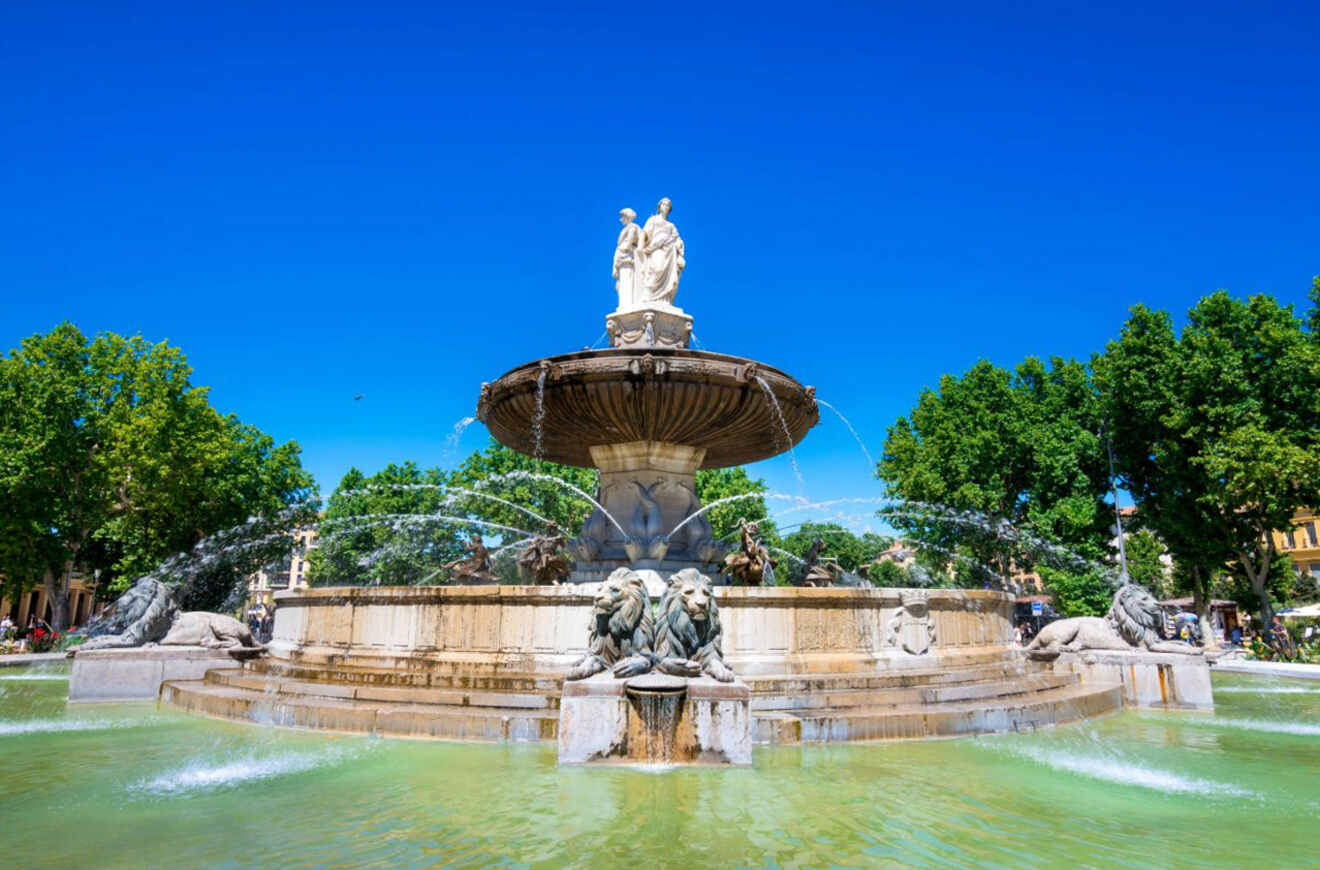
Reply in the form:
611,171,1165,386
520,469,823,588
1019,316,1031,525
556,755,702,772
752,682,1123,744
744,662,1024,694
246,659,564,693
160,680,560,742
748,673,1077,712
749,673,1076,712
918,673,1078,704
205,669,558,710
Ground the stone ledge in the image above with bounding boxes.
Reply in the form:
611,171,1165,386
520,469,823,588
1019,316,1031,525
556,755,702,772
70,645,259,702
1041,648,1213,711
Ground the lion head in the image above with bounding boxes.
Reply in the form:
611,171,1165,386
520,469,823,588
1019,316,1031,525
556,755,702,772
1106,583,1163,647
655,569,735,682
567,567,655,680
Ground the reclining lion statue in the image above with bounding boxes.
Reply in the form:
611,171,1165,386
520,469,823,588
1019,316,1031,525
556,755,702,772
80,576,258,651
654,568,735,682
1027,583,1200,659
566,567,655,680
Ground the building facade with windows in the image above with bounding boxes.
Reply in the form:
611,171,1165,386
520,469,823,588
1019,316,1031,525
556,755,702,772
1,572,102,629
1273,509,1320,582
247,527,318,607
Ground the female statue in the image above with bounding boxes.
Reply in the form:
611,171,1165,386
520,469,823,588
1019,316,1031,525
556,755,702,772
638,198,685,305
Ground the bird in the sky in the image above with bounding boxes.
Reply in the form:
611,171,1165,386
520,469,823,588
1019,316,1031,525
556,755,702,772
353,394,365,401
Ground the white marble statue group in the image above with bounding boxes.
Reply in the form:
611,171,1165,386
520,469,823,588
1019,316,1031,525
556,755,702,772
613,197,685,311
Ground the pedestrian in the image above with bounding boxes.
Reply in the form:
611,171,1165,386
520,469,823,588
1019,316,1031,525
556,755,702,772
1014,624,1023,645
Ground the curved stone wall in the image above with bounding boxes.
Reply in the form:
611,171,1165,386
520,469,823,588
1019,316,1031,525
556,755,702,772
269,586,1014,676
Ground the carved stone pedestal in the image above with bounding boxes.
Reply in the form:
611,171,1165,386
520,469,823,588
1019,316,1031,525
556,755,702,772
557,672,751,765
568,441,724,580
606,304,693,350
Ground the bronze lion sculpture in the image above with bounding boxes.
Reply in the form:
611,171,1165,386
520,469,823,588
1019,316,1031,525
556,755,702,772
566,567,655,680
1028,583,1201,659
654,568,736,682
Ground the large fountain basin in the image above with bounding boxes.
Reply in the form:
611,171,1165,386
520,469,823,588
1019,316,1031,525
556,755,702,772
263,585,1015,676
476,348,818,468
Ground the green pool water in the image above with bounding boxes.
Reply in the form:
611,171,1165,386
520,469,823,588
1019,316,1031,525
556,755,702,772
2,665,1318,869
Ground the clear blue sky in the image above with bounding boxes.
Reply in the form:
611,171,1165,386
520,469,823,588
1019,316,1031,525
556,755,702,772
3,1,1317,531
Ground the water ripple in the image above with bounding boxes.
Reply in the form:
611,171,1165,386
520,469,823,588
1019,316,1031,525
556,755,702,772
1006,746,1255,797
133,745,363,795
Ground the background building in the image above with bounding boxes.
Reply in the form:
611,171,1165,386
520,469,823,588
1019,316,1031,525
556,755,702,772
1274,509,1320,583
1,572,101,629
247,527,317,607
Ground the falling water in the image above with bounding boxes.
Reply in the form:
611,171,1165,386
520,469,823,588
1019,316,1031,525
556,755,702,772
445,416,477,455
335,485,555,530
755,376,805,494
815,399,877,473
473,471,630,539
664,492,797,541
317,513,535,541
768,546,806,567
532,368,548,460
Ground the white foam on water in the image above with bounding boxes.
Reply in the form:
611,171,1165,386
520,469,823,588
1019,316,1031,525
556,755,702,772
135,746,355,795
1007,746,1255,797
1207,717,1320,736
0,674,70,681
1215,685,1320,695
0,717,141,736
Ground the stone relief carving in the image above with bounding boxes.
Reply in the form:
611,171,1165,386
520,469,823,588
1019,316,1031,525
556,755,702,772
886,589,937,655
654,569,735,682
1027,584,1203,659
566,567,656,680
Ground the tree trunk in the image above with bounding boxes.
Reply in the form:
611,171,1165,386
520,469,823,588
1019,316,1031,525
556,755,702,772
1240,553,1274,635
42,565,72,631
1190,575,1220,651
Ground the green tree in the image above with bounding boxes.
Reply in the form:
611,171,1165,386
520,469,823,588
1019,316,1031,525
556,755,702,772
310,463,460,586
1038,565,1115,617
446,440,597,537
693,466,778,545
1096,290,1320,633
0,324,315,625
779,522,890,573
1123,528,1172,598
878,357,1110,588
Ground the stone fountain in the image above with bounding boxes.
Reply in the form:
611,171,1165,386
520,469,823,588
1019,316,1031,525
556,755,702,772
477,198,818,587
156,197,1193,759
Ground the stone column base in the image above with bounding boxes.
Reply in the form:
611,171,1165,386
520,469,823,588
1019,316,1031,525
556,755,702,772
558,672,751,765
568,441,725,575
1042,649,1214,710
605,305,692,350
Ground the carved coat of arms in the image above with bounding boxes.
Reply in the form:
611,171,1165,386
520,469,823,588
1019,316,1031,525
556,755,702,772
886,590,937,655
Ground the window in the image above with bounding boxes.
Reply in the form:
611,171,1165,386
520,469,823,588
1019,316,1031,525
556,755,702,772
1307,522,1318,549
1310,562,1320,580
1285,530,1296,549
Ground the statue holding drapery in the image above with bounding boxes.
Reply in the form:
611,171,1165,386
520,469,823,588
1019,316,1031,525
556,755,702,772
638,198,685,306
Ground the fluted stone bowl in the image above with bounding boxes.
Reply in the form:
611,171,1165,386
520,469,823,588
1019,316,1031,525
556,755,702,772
477,348,818,468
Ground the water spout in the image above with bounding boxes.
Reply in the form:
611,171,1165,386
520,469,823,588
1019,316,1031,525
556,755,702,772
755,376,805,494
815,399,877,473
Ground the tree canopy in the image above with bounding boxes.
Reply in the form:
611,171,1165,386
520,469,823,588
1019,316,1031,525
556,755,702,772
0,324,316,625
1095,290,1320,628
878,356,1112,598
308,440,778,585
